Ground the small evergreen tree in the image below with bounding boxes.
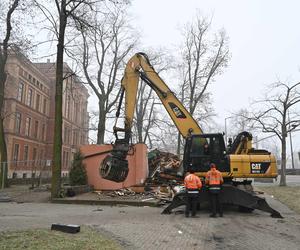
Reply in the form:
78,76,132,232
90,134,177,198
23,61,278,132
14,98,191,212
69,151,87,186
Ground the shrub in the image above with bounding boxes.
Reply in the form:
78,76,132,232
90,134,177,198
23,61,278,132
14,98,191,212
69,151,87,186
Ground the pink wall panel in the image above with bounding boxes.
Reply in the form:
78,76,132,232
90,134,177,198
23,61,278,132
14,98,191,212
80,144,148,190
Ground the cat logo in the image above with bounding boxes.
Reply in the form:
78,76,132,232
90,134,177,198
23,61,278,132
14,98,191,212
251,162,262,174
168,102,186,118
250,162,271,174
251,163,261,170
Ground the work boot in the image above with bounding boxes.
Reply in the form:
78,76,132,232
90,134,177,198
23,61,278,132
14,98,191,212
185,214,190,218
219,214,223,217
210,214,217,218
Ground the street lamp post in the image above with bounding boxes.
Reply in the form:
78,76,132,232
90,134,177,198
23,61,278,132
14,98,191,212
289,125,297,169
288,111,296,169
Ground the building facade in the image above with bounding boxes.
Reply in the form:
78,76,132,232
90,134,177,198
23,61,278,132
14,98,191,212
35,61,89,176
3,51,89,178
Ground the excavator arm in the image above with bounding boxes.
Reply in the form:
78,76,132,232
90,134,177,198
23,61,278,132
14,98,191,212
100,52,203,182
115,52,202,140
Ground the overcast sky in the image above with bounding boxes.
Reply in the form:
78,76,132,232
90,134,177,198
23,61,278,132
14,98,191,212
128,0,300,152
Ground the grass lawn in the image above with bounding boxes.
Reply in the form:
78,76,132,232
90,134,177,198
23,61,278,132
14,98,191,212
0,226,120,250
259,186,300,214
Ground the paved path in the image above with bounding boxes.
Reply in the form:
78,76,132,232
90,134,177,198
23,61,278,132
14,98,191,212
1,198,300,250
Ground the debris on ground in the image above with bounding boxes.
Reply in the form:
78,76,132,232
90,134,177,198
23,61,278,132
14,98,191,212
60,149,186,205
78,149,186,205
147,149,183,185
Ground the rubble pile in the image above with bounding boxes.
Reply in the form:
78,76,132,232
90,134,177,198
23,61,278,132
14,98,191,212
147,149,183,184
92,184,183,205
92,187,167,203
67,149,185,205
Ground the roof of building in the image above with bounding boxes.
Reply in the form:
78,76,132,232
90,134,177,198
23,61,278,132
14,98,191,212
34,62,89,97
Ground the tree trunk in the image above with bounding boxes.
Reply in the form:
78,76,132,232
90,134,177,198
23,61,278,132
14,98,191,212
176,132,181,157
0,0,20,188
279,137,287,186
97,100,106,144
136,116,143,143
0,118,8,188
0,61,8,188
52,1,67,198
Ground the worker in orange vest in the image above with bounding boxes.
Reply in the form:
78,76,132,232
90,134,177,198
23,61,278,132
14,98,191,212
184,168,202,217
205,163,224,217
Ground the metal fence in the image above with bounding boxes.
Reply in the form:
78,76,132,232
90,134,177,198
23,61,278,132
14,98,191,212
0,159,66,188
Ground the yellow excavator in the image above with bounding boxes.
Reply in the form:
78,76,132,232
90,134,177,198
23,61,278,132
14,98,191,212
100,52,282,218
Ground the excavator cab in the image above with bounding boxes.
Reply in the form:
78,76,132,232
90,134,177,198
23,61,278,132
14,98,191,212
183,133,230,175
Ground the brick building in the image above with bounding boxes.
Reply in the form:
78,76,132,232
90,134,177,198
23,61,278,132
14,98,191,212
35,61,89,176
3,51,89,178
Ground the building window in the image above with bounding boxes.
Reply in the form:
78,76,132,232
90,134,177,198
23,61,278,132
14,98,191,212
63,151,70,169
36,94,40,111
13,144,19,162
39,149,44,162
34,120,39,139
72,131,75,145
19,67,23,76
33,147,37,166
74,102,78,123
41,124,45,141
22,173,27,179
64,126,70,144
43,98,47,114
15,113,21,134
12,172,17,179
17,82,24,102
66,151,69,169
66,96,71,119
24,145,29,166
26,88,33,107
62,151,66,167
25,117,31,136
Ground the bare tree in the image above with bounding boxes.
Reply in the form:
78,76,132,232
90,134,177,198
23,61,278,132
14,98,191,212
36,0,95,198
0,0,20,188
248,81,300,186
227,108,257,141
78,2,137,144
176,14,230,155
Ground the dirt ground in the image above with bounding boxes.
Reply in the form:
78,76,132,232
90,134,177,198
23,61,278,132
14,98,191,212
258,186,300,214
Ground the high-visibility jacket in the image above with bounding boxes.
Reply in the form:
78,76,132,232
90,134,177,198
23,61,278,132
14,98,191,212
205,168,224,186
184,173,202,190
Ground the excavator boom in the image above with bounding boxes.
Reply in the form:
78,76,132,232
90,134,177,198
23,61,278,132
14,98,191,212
118,52,202,139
